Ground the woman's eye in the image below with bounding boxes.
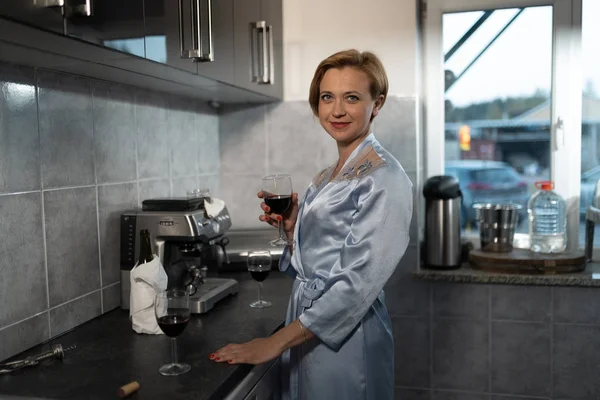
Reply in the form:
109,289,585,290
321,94,332,101
347,95,359,102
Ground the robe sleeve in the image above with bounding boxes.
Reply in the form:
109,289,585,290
298,166,413,350
278,245,296,279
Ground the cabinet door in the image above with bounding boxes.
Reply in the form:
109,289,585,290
144,0,197,74
65,0,146,58
257,0,282,99
233,0,282,99
0,0,65,35
233,0,260,92
195,0,235,84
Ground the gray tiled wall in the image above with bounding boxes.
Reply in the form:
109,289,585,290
390,252,600,399
0,60,219,361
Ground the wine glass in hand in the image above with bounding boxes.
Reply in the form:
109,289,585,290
247,251,272,308
155,290,191,376
262,174,294,246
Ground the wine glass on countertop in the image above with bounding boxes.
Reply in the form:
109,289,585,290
247,251,272,308
262,174,294,246
155,290,191,376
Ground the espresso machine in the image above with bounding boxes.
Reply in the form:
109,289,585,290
120,196,238,314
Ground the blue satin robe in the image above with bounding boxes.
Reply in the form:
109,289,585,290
278,133,413,400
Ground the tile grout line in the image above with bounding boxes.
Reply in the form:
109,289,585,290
488,285,492,394
134,90,140,208
0,189,41,197
47,289,103,313
0,310,50,334
35,66,52,340
418,386,550,399
41,190,52,338
195,101,200,189
550,286,554,398
42,184,96,192
91,81,104,313
168,96,174,197
264,104,269,176
102,281,120,290
429,280,434,396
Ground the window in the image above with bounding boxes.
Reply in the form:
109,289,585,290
579,0,600,246
424,0,583,248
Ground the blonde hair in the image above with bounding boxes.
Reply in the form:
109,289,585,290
308,49,389,116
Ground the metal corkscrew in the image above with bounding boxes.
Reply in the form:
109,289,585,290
0,344,76,375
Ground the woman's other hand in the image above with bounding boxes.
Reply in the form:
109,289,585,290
258,191,299,241
209,337,284,365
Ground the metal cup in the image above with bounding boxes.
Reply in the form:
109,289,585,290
474,203,522,252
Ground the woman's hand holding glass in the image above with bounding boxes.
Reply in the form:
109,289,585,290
260,174,297,246
258,191,299,245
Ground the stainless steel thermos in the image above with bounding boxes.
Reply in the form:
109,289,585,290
423,175,462,269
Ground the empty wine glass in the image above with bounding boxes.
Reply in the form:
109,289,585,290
155,290,191,376
262,174,294,246
247,251,272,308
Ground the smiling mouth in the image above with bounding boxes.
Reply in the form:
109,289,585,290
330,122,350,128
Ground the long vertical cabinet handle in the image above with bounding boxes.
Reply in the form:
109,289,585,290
267,23,274,84
203,0,214,61
250,22,259,83
76,0,92,16
178,0,214,62
33,0,64,7
250,21,273,84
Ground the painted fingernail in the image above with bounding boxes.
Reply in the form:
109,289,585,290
277,216,282,221
228,360,233,364
209,354,215,359
265,207,270,212
215,357,220,361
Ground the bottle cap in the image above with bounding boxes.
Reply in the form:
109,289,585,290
535,180,554,191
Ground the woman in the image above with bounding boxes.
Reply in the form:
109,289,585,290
210,49,413,400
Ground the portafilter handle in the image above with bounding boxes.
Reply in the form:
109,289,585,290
217,237,230,265
184,267,204,296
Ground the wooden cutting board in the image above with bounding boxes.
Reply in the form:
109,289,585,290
469,248,586,274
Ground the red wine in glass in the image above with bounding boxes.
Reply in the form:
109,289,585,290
264,195,292,215
157,313,189,337
247,251,272,308
261,174,294,247
155,290,191,376
249,270,270,282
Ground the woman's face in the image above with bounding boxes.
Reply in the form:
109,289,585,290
318,67,382,147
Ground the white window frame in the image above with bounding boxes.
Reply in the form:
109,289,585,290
423,0,583,250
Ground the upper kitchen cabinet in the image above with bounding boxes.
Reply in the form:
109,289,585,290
144,0,235,83
0,0,66,35
0,0,282,102
65,0,146,58
233,0,283,99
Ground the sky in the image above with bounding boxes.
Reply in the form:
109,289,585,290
442,0,600,107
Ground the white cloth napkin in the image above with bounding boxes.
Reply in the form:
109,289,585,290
204,196,225,218
129,255,168,335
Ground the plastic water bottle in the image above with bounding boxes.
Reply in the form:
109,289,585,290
528,181,567,253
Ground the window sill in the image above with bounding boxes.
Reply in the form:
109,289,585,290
412,262,600,287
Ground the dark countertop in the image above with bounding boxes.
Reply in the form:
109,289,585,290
413,262,600,286
0,271,293,400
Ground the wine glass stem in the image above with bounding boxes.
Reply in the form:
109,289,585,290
278,220,286,241
257,282,262,302
171,338,178,365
